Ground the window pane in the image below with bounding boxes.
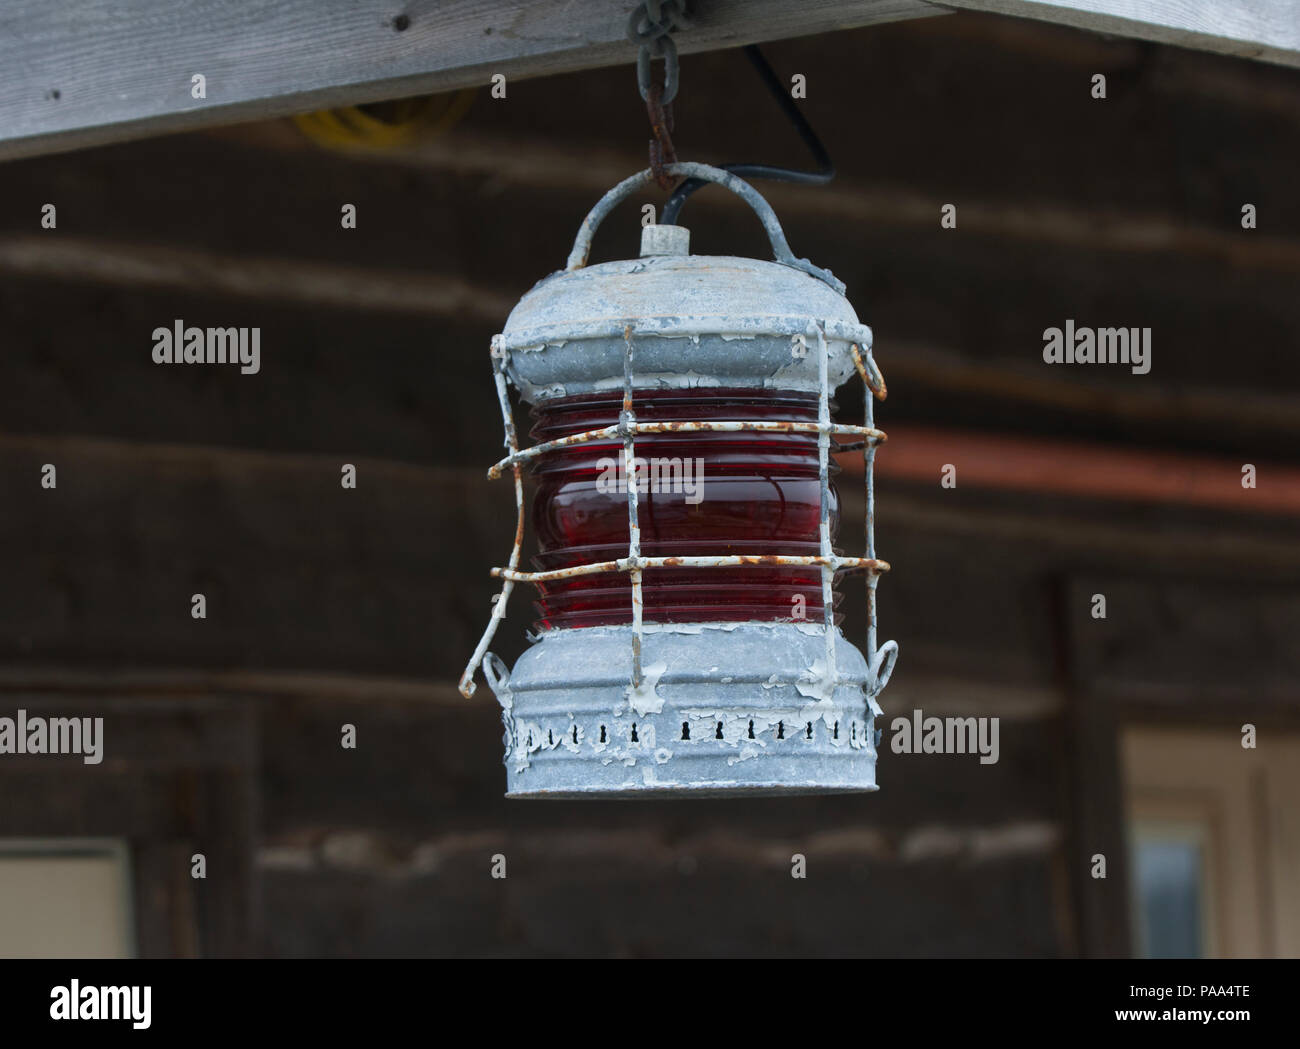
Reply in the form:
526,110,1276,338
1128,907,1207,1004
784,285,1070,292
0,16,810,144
1133,835,1203,959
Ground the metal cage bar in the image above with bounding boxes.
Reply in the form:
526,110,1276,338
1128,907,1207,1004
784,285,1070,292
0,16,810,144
620,327,646,689
815,323,838,688
459,326,890,700
458,336,526,698
487,420,886,480
490,553,889,584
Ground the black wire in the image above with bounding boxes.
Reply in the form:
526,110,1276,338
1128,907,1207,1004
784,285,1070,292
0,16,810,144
660,44,834,226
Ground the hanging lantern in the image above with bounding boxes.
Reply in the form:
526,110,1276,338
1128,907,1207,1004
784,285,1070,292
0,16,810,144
460,163,897,797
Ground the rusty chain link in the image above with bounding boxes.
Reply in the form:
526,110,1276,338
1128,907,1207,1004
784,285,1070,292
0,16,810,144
644,81,678,189
629,1,689,189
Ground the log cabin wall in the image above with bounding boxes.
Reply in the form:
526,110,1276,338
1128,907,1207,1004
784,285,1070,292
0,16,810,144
1,12,1297,956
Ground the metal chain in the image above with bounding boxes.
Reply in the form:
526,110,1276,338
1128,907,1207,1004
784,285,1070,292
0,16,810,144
628,0,688,104
629,1,688,188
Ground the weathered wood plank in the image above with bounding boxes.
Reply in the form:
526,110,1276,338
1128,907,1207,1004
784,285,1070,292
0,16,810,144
945,0,1300,68
131,840,201,958
0,667,469,706
844,425,1300,515
197,122,1300,277
0,695,255,769
1057,576,1128,957
0,236,516,321
258,843,1066,956
0,0,941,160
0,771,194,837
0,435,517,679
4,0,1299,163
1070,575,1300,718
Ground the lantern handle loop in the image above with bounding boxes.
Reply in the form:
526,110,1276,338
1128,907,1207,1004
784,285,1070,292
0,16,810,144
565,162,846,295
868,639,898,697
483,651,511,702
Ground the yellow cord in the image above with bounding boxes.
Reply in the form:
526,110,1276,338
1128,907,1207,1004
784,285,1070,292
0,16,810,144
294,90,477,150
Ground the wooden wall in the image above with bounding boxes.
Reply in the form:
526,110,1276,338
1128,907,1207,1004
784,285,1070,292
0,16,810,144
0,13,1297,956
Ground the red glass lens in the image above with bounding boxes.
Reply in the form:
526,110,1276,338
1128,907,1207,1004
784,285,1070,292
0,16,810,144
528,388,843,629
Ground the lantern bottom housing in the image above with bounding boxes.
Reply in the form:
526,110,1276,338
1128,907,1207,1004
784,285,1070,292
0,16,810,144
495,622,882,798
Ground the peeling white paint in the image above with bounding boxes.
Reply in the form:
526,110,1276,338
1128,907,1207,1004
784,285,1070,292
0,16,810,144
626,660,668,715
796,657,837,703
499,622,884,793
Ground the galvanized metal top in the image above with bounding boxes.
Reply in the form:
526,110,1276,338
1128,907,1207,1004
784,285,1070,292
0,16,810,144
499,252,870,402
498,163,872,404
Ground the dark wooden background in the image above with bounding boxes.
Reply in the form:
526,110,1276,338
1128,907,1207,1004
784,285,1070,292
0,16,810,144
1,12,1297,956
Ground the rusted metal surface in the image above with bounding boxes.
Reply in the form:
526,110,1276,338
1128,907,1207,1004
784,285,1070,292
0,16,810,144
486,418,887,480
645,81,679,191
490,554,891,584
851,340,888,401
859,340,898,693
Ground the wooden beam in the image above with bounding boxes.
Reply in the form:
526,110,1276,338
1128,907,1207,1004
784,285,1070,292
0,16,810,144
1068,574,1300,715
257,836,1065,956
877,342,1300,440
0,0,942,161
0,235,515,320
256,822,1061,873
1057,576,1132,957
942,0,1300,68
841,423,1300,515
6,0,1297,163
0,666,471,707
0,664,1060,719
873,489,1300,570
216,123,1300,278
